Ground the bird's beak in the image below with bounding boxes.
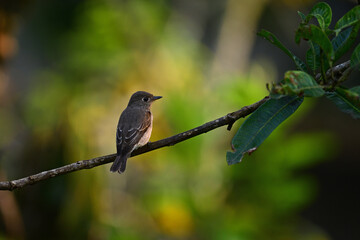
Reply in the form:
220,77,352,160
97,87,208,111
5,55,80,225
152,96,162,101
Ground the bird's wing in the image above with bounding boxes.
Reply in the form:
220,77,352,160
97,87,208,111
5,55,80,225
116,108,151,154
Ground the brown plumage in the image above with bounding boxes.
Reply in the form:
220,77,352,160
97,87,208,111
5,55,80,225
110,91,162,174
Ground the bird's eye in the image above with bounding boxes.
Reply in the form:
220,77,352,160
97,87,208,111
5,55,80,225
142,97,149,102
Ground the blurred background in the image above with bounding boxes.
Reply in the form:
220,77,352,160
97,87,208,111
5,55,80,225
0,0,359,239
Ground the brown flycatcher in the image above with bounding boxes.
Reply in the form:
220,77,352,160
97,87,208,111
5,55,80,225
110,91,162,174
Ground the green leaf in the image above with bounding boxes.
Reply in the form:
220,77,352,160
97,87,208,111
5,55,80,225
227,96,303,165
312,14,326,30
270,71,325,98
295,24,334,65
306,2,332,30
351,43,360,70
306,42,320,71
326,87,360,119
352,86,360,94
298,11,306,21
332,23,360,61
258,29,307,71
293,56,307,72
334,5,360,31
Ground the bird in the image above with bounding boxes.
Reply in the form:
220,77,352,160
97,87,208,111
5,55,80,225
110,91,162,174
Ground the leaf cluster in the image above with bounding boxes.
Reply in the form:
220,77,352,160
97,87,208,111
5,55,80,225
228,2,360,165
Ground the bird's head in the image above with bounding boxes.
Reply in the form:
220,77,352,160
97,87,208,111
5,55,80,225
127,91,162,108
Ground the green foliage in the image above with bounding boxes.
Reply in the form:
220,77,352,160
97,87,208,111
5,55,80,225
334,5,360,31
297,11,306,21
227,96,303,165
295,2,334,69
326,86,360,119
306,42,320,72
230,2,360,165
270,71,325,98
257,29,306,71
295,24,334,64
351,43,360,69
333,23,360,62
305,2,332,30
260,3,359,85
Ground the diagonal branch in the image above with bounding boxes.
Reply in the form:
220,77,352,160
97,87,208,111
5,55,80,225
0,96,270,191
0,60,353,191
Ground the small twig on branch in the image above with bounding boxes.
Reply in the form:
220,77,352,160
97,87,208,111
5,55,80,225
0,96,269,191
316,60,351,82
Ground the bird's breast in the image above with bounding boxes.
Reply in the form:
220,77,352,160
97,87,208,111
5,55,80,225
134,113,153,149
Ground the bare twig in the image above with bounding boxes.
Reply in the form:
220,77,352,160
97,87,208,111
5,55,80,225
316,60,351,82
0,97,269,191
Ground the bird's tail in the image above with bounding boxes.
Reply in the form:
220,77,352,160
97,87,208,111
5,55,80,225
110,154,129,174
